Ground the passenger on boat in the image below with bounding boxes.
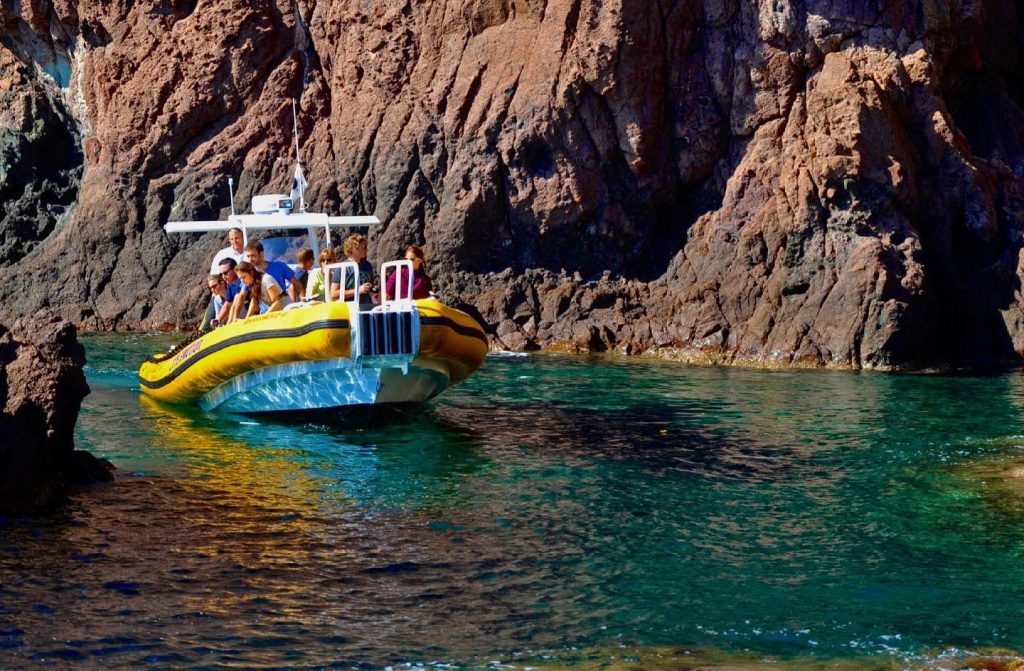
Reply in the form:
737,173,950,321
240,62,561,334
207,274,230,328
336,234,375,306
385,244,433,300
304,248,337,301
201,227,246,329
244,240,301,301
233,261,291,319
218,258,245,296
295,247,314,292
217,258,246,323
210,227,245,274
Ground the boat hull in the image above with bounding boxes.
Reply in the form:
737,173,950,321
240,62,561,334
138,300,487,413
198,356,451,412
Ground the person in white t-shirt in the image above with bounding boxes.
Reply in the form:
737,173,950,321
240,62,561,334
209,227,245,274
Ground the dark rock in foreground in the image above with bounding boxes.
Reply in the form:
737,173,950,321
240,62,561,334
0,309,111,515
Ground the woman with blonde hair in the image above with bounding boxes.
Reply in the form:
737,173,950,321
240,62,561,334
304,248,338,301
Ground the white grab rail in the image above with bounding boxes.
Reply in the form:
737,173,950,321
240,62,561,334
380,260,415,310
321,260,420,367
324,261,361,358
324,261,360,307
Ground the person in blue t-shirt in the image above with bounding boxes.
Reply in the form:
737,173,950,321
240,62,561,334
295,247,314,297
244,240,300,302
218,258,245,300
217,257,247,325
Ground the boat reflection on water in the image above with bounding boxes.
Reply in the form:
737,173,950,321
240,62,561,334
136,393,493,512
3,395,545,666
138,394,328,497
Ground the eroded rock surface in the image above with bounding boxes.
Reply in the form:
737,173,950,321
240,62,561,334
0,17,82,269
0,0,1022,369
0,309,110,514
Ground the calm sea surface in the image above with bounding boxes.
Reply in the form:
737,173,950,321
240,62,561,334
3,333,1024,668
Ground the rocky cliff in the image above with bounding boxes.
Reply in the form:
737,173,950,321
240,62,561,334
0,0,1022,369
0,309,111,514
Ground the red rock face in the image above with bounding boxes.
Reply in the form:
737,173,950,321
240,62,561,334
0,0,1022,369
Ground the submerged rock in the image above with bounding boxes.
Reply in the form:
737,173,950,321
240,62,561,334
0,309,111,514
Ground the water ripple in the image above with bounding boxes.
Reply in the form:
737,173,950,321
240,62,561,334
4,338,1024,667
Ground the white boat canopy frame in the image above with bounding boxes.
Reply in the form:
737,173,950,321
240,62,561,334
166,212,382,260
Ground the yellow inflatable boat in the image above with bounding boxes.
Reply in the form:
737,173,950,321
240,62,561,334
139,296,487,413
139,172,488,414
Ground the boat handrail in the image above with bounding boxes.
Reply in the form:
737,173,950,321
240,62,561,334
325,260,365,362
323,261,360,309
321,260,419,367
379,260,415,311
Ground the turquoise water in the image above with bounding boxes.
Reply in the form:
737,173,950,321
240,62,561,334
3,333,1024,668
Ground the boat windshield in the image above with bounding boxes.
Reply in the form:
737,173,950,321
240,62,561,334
260,234,313,269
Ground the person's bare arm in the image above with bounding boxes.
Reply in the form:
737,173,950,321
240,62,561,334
227,293,245,323
216,298,232,325
245,293,259,318
266,282,286,313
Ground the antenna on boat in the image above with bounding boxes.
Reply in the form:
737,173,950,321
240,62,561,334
228,176,247,244
290,100,307,215
290,98,324,247
292,100,301,167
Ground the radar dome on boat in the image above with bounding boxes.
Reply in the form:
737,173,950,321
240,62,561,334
251,194,294,215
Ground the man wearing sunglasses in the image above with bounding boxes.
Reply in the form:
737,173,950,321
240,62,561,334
219,258,245,298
